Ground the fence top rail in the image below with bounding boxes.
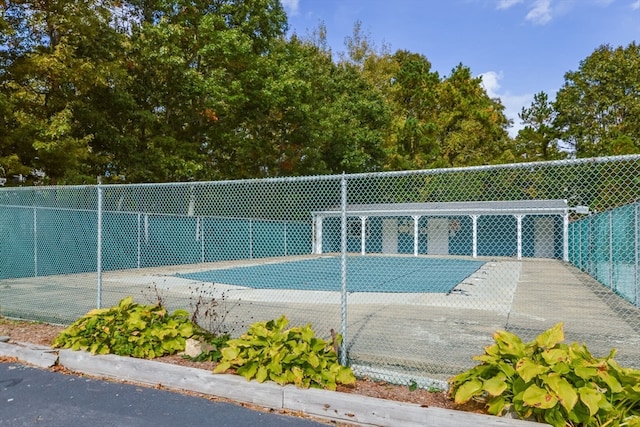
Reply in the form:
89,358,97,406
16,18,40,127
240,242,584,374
341,154,640,181
1,155,640,193
0,204,310,222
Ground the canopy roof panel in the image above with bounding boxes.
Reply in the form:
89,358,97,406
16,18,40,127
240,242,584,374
313,199,569,217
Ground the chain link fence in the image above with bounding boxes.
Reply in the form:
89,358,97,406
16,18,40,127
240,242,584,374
569,202,640,306
1,155,640,387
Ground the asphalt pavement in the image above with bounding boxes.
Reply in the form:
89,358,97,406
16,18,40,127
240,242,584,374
0,361,327,427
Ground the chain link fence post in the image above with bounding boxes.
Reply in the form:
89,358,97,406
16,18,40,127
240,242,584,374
340,172,348,366
97,178,103,309
33,206,38,277
633,201,640,307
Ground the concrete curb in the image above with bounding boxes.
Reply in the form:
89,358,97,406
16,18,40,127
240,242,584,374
0,343,548,427
0,341,58,368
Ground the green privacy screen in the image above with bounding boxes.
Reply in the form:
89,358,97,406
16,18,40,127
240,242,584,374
569,201,639,306
0,205,311,280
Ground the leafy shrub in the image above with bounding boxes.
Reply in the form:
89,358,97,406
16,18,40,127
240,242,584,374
52,297,196,359
449,323,640,426
213,315,356,390
183,333,230,362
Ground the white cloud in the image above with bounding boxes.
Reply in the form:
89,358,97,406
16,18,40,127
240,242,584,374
497,0,619,26
479,71,534,137
281,0,300,16
632,0,640,10
501,93,536,136
495,0,553,25
526,0,553,25
496,0,524,9
479,71,503,98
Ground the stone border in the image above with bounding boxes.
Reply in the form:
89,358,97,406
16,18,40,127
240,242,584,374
0,342,548,427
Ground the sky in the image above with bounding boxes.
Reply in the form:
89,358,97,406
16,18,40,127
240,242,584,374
280,0,640,136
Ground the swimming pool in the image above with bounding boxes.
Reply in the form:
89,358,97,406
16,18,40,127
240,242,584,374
177,256,485,293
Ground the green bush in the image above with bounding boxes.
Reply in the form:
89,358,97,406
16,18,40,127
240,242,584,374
449,323,640,426
214,315,356,390
183,333,230,362
52,297,196,359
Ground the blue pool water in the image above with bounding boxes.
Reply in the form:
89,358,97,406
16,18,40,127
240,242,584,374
177,256,485,293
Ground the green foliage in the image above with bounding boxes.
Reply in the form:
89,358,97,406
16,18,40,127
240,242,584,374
376,51,512,171
0,0,514,183
213,315,356,390
183,334,230,363
3,0,635,182
52,297,195,359
449,323,640,426
515,91,564,162
554,42,640,158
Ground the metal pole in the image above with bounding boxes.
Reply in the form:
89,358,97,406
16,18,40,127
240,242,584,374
33,207,38,277
249,219,253,259
200,218,205,263
578,218,582,270
340,173,348,366
563,212,569,262
635,202,638,306
516,215,523,260
472,215,478,258
412,216,419,256
284,222,288,256
97,178,103,309
360,216,367,255
137,213,141,268
587,215,599,277
609,211,614,290
313,216,323,254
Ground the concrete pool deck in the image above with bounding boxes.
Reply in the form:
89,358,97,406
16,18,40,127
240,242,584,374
2,255,639,383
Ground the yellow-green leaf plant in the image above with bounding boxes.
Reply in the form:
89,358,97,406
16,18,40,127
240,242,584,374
449,323,640,426
214,315,356,390
53,297,196,359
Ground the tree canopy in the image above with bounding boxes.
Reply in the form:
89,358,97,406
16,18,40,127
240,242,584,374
0,3,637,185
553,42,640,158
515,42,640,161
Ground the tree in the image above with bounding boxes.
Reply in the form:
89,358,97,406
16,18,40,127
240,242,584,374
554,43,640,157
0,1,135,183
383,50,440,170
92,0,289,182
0,0,290,184
515,91,564,161
340,20,379,68
223,35,334,178
432,64,513,168
0,8,526,184
219,18,395,178
232,33,390,177
319,61,390,173
0,0,122,184
355,45,513,171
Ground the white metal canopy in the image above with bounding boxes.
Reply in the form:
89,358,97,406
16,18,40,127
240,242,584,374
312,199,570,261
312,199,569,217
